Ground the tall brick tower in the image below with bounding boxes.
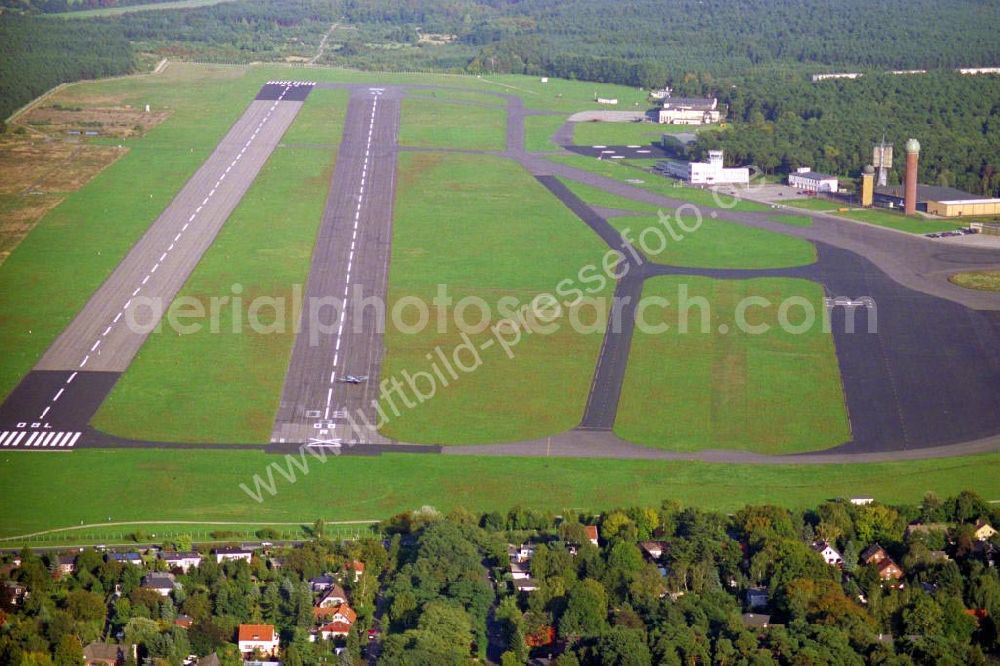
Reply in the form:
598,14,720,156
904,138,920,216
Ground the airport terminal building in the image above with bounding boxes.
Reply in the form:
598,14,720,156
657,150,750,185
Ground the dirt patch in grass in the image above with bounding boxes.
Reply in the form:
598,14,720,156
949,270,1000,292
0,99,171,265
24,103,171,139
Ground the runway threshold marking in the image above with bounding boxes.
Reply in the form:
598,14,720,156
27,83,300,433
0,431,79,448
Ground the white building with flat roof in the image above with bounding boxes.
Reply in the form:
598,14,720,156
788,167,839,193
657,97,720,125
658,150,749,185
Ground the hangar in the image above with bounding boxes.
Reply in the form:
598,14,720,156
874,184,1000,217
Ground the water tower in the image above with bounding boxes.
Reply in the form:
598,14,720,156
904,138,920,216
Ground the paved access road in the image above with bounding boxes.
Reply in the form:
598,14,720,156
270,85,400,447
0,82,313,445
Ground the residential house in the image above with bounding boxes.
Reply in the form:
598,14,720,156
508,544,535,563
510,561,531,581
141,572,178,597
314,603,357,632
860,543,890,566
215,547,253,564
974,520,997,542
237,624,279,657
513,579,539,593
174,614,193,629
107,552,143,566
639,541,668,562
584,525,599,547
343,560,364,582
741,613,771,630
309,574,336,593
318,621,352,640
83,642,133,666
316,584,348,608
1,581,28,607
812,541,844,566
745,587,769,610
56,555,76,576
877,559,904,582
161,551,202,573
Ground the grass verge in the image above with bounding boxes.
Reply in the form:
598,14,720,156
608,215,816,269
380,153,612,444
399,97,507,151
948,270,1000,292
836,208,965,234
0,449,997,541
615,276,850,454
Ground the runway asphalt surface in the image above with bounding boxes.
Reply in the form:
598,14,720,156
2,80,998,462
270,85,399,448
0,81,313,447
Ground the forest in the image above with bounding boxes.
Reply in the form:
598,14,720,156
2,491,1000,665
2,0,999,190
0,15,135,120
690,71,1000,196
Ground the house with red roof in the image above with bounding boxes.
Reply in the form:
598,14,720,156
237,624,278,657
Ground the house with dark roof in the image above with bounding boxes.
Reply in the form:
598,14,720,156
141,572,178,597
214,547,253,564
83,642,133,666
107,552,143,566
860,544,889,566
161,551,202,573
741,613,771,630
316,584,348,608
309,574,336,592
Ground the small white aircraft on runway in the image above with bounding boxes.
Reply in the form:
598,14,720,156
337,375,368,384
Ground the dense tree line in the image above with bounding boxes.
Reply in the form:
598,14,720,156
690,71,1000,196
2,490,999,664
0,15,135,120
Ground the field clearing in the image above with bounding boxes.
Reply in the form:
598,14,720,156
399,97,507,151
608,214,817,269
836,208,965,234
381,153,612,443
548,153,772,213
616,276,850,454
51,0,237,18
1,449,997,541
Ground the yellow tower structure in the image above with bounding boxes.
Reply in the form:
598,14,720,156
860,164,875,207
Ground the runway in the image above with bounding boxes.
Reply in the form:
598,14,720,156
0,81,314,442
270,86,400,447
1,79,998,461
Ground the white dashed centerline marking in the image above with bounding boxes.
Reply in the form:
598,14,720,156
30,83,299,442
